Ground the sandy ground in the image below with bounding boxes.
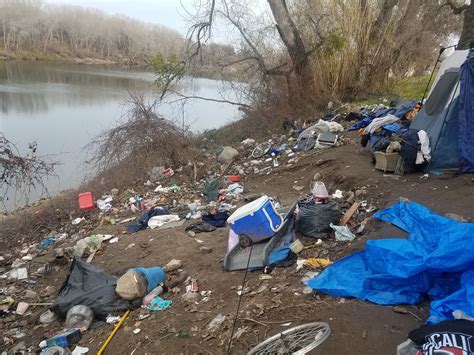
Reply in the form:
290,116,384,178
2,132,474,354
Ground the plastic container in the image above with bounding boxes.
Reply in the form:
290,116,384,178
39,328,81,349
143,285,164,305
132,267,166,292
374,152,400,172
227,175,241,183
65,305,94,332
311,182,329,200
227,195,283,243
78,192,94,210
289,239,304,254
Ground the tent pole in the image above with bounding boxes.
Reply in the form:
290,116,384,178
421,47,445,104
421,44,458,104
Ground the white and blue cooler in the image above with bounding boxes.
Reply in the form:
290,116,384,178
227,195,283,243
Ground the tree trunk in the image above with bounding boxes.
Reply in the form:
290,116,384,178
267,0,314,92
458,2,474,50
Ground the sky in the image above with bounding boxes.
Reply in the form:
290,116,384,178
47,0,196,34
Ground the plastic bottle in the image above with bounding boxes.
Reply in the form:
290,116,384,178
39,328,81,349
142,285,164,305
65,305,93,332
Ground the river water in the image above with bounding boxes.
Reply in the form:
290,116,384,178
0,61,240,209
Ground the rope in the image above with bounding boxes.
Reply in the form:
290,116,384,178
226,242,254,354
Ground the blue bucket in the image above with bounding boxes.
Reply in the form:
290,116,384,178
132,267,166,292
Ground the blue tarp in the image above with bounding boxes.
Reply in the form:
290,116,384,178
307,201,474,324
458,49,474,173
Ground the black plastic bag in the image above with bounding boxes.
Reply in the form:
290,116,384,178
296,201,341,239
51,258,132,319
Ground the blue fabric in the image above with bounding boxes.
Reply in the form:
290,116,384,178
127,207,169,233
382,123,401,133
458,49,474,172
348,115,374,131
307,201,474,324
348,101,415,131
392,100,417,117
202,211,230,228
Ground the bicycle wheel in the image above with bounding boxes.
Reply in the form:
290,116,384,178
247,322,330,355
252,142,272,158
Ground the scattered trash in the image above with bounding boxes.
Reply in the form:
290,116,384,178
207,314,226,333
147,296,172,311
73,235,104,258
65,305,94,331
339,202,360,226
133,328,141,334
289,239,303,254
3,267,28,280
39,328,81,349
303,258,332,269
39,310,58,324
15,301,29,315
148,214,180,229
108,237,119,244
330,223,356,242
163,259,182,272
72,217,85,225
297,200,341,239
96,195,113,213
116,266,165,300
217,146,239,164
36,237,56,250
78,192,94,210
51,258,131,318
106,315,121,325
72,346,89,355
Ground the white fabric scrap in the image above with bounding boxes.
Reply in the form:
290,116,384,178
96,196,113,212
330,223,356,242
417,130,431,164
148,215,180,229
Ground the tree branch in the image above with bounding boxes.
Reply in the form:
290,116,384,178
167,91,253,110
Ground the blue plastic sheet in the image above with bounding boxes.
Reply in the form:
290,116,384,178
307,201,474,323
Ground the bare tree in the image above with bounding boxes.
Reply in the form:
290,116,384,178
444,0,473,49
267,0,314,89
0,134,58,210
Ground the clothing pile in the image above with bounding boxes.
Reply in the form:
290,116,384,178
348,100,429,173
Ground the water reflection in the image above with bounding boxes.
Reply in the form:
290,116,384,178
0,61,153,115
0,61,241,210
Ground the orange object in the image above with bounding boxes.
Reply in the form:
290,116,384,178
340,202,360,226
78,192,94,210
227,175,241,182
304,258,332,269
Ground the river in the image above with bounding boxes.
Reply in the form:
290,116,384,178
0,61,241,210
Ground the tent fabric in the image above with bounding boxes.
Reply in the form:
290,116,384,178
410,49,469,172
424,70,459,116
458,49,474,172
306,201,474,324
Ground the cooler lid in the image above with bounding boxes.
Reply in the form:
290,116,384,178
227,195,269,224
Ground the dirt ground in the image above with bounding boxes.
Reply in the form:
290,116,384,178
2,131,474,354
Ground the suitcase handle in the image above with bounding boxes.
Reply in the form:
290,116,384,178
262,203,283,233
